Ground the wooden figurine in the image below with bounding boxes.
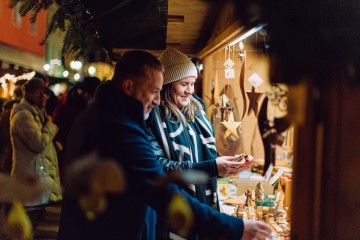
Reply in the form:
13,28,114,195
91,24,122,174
245,188,252,207
255,182,264,202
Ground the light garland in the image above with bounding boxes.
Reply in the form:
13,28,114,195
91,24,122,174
0,71,36,89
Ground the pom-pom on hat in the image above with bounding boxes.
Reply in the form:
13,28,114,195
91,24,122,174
159,48,198,85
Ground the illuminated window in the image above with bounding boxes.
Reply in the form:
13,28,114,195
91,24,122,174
13,3,22,27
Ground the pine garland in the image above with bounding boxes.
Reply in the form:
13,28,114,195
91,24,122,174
9,0,101,59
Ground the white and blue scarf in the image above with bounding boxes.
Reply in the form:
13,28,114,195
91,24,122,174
150,104,219,209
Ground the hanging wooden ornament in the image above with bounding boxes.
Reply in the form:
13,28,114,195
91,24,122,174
246,73,264,117
224,58,235,79
239,52,247,121
220,110,242,140
224,46,235,79
246,86,263,117
213,56,220,106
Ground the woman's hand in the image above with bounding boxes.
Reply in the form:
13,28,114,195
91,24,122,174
216,156,245,177
234,154,254,170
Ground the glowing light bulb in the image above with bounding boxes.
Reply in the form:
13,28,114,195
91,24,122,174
63,70,69,78
43,64,50,71
88,66,96,76
74,73,81,81
70,60,83,71
239,41,244,50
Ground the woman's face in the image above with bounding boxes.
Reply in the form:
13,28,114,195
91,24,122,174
170,77,196,108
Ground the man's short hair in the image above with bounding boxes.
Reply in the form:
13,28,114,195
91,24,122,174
112,50,164,85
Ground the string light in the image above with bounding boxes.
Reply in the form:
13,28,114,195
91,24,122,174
0,71,36,89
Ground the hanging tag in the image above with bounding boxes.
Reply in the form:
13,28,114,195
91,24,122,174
247,73,264,88
225,69,235,79
224,58,235,69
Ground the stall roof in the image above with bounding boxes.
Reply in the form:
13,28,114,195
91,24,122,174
82,0,225,57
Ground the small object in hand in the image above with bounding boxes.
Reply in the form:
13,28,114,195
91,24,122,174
235,153,249,163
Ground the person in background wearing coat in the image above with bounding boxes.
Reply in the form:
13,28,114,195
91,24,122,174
57,50,271,240
146,48,253,240
10,78,62,229
52,77,101,181
0,84,25,174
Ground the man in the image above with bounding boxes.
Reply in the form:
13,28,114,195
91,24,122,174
57,50,271,240
33,72,60,116
10,78,62,229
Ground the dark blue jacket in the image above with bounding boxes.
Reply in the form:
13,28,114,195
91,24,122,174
58,81,244,240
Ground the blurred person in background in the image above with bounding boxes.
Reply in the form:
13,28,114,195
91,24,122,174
0,82,25,174
52,77,101,181
10,78,62,230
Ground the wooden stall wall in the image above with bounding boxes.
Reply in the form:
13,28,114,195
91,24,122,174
202,42,280,160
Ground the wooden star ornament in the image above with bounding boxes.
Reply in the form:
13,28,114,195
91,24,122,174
220,111,242,140
246,86,263,117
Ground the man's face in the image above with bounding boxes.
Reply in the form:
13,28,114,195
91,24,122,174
129,68,163,119
28,89,49,109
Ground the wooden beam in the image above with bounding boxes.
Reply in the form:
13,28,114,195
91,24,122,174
168,15,184,23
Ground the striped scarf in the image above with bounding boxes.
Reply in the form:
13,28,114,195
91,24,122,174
151,105,219,209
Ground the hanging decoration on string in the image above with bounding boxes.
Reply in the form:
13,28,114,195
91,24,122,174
224,47,235,79
220,109,242,141
246,73,264,117
238,42,247,121
216,46,242,141
212,54,221,119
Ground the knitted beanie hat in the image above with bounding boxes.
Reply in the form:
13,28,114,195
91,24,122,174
159,48,198,85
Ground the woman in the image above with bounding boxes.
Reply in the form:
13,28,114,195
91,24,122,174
10,78,62,229
147,48,252,239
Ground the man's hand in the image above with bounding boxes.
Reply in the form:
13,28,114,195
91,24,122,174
241,220,272,240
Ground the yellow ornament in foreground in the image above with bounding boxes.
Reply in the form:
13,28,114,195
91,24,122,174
6,201,32,240
167,193,194,238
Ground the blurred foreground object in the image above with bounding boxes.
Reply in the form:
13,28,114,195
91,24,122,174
0,172,44,240
167,193,194,238
156,169,209,189
5,201,32,240
233,0,360,85
160,170,209,237
64,154,126,220
0,171,44,203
